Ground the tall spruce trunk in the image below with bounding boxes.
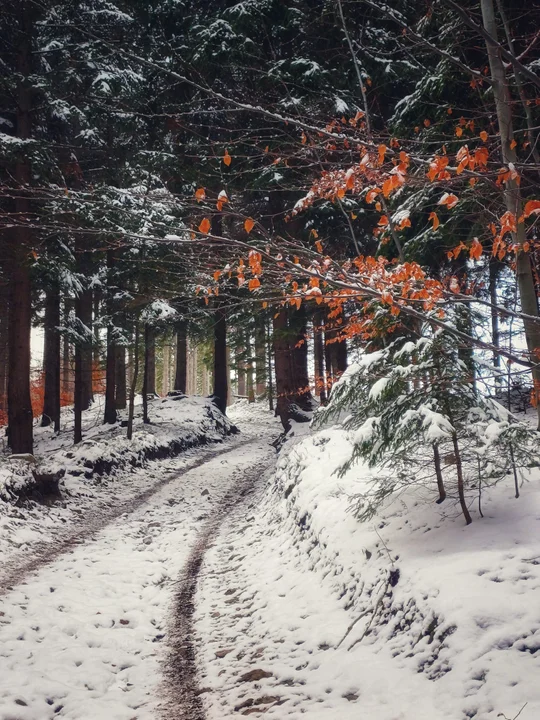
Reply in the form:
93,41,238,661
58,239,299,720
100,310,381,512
7,1,34,454
489,261,502,390
142,323,154,423
42,286,61,430
273,308,292,430
254,316,266,398
103,251,117,425
290,305,312,410
127,321,140,440
115,345,127,410
174,320,187,393
481,0,540,426
213,304,228,414
145,325,156,397
313,310,327,405
162,342,170,396
0,284,8,417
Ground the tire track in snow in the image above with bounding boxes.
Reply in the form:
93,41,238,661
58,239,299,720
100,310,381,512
161,458,272,720
0,435,257,597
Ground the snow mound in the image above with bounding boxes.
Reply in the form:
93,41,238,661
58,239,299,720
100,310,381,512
195,425,540,719
0,396,234,504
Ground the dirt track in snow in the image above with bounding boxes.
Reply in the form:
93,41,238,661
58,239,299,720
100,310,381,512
0,436,257,597
161,458,269,720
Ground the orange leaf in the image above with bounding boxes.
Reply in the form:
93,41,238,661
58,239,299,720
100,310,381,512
455,126,463,137
479,131,488,142
223,150,232,166
378,144,387,166
428,212,440,230
244,218,255,233
524,200,540,218
248,278,261,291
315,240,323,253
510,139,517,150
195,187,206,202
378,215,389,227
366,188,380,204
199,218,211,234
213,270,221,282
262,301,268,308
469,238,483,260
438,193,459,209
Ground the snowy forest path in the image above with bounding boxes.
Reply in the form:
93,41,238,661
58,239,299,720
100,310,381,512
0,433,257,597
0,417,278,720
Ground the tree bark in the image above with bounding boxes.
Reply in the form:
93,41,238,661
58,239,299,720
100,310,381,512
7,0,34,454
273,308,292,430
174,320,188,392
145,325,156,397
254,316,266,398
142,323,153,423
103,251,117,425
127,321,140,440
313,310,327,405
42,285,61,430
290,305,312,410
480,0,540,426
453,433,472,525
213,304,228,414
115,345,127,410
0,284,8,418
489,261,502,390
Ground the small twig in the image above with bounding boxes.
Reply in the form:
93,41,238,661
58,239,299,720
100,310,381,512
497,702,528,720
374,527,395,567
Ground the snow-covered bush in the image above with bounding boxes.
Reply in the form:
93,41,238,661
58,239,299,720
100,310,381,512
315,330,540,525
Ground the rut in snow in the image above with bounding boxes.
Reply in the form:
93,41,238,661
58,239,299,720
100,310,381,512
161,458,270,720
0,436,257,596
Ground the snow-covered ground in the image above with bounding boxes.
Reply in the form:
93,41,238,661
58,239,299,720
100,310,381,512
0,400,279,720
195,415,540,719
0,395,232,502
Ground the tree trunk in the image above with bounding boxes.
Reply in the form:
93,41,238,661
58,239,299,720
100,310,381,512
246,334,255,403
127,321,140,440
213,304,228,414
480,0,540,426
8,262,33,453
7,1,34,454
453,433,472,525
42,285,61,431
174,320,187,392
290,305,312,410
161,342,170,396
254,316,266,398
267,320,274,412
115,345,127,410
142,323,153,423
336,337,348,375
236,344,246,397
489,261,503,391
313,311,327,405
145,325,156,397
273,308,292,430
0,284,8,418
103,251,117,425
62,300,72,402
433,443,446,503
